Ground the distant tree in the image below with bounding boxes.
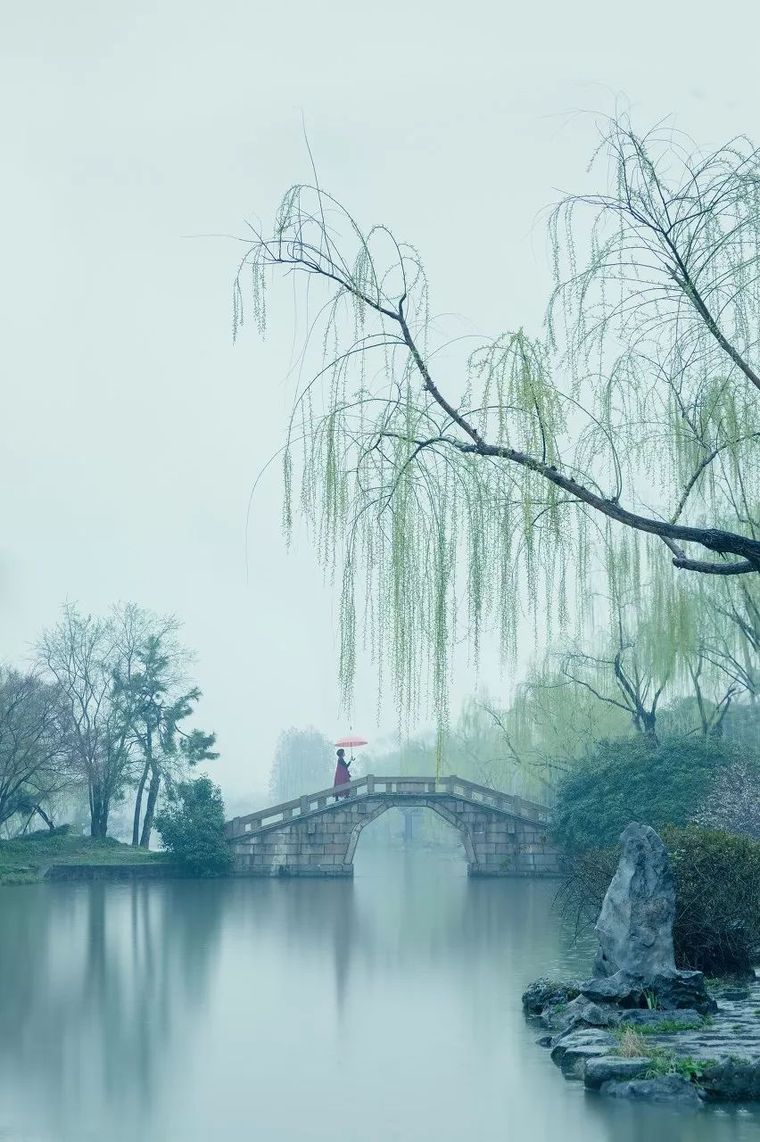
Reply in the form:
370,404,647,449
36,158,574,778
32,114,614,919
506,667,631,774
546,587,741,744
559,642,669,746
694,580,760,701
269,727,334,802
155,777,232,876
0,668,72,831
723,701,760,747
38,603,216,843
445,696,561,795
37,605,140,838
113,620,217,848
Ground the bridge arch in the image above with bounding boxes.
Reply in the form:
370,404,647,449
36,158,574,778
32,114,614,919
344,800,477,866
226,775,559,878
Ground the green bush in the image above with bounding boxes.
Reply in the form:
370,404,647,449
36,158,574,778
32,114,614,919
155,778,232,877
562,825,760,975
22,824,71,840
666,826,760,974
552,737,751,852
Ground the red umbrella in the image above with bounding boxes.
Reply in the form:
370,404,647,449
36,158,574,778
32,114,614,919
335,736,368,749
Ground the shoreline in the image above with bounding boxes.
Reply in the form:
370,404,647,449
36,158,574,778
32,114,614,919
0,832,176,885
525,973,760,1106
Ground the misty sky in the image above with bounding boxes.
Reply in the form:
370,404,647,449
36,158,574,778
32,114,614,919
2,1,758,800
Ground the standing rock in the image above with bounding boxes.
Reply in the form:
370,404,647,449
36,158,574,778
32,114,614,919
594,822,676,978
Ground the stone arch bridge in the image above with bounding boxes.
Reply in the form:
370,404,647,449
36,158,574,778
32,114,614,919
225,775,560,877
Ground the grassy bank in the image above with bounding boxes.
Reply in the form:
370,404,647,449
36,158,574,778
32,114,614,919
0,831,170,885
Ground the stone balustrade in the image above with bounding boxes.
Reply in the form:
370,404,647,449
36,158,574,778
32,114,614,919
225,775,559,878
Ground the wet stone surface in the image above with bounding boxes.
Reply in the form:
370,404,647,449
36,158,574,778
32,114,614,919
665,978,760,1071
584,1055,651,1089
601,1075,703,1106
524,972,760,1105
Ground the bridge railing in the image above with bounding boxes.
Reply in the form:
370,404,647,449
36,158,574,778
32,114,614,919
443,776,550,824
225,775,550,839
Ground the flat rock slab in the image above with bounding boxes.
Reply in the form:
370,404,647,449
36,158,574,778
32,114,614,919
550,1030,617,1075
550,1029,617,1056
617,1007,703,1028
601,1075,702,1107
584,1056,651,1090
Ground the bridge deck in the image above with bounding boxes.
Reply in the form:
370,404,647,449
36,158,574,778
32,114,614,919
225,775,550,841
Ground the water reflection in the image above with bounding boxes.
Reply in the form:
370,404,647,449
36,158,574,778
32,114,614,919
0,852,757,1141
0,881,226,1142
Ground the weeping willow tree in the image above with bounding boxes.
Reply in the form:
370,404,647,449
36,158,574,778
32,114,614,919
695,578,760,699
545,574,759,746
234,117,760,731
557,595,678,744
362,695,562,799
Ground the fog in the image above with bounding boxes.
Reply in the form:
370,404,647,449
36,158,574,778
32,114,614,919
2,0,758,801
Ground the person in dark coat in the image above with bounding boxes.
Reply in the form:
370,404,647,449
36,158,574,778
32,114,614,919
333,749,351,799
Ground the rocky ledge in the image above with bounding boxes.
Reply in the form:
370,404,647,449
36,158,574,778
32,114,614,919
524,973,760,1106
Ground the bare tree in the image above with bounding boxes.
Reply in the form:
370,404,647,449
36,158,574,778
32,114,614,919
0,668,73,831
560,644,667,745
684,651,738,738
37,604,141,838
701,582,760,699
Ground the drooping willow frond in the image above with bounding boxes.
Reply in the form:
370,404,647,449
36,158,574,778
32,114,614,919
234,118,760,728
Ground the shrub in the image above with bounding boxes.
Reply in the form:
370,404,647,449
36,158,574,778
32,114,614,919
23,824,71,840
155,778,232,877
561,825,760,975
616,1028,648,1057
552,737,753,852
666,826,760,974
692,760,760,839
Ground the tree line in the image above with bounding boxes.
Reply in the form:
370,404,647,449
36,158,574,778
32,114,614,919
1,602,216,844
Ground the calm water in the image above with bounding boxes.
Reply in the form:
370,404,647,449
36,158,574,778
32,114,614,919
0,843,759,1142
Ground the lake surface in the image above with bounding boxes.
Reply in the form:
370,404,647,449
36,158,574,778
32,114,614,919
1,840,759,1141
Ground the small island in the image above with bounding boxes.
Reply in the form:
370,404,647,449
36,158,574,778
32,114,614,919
525,822,760,1105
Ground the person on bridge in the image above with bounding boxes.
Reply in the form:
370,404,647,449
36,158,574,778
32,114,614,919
333,749,351,800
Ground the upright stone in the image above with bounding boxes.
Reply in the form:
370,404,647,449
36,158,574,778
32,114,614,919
594,822,676,978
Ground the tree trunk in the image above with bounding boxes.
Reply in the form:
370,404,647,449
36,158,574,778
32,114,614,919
710,691,734,738
90,784,109,838
34,804,55,832
132,758,151,846
90,787,101,837
640,710,659,746
91,809,109,838
139,764,161,848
